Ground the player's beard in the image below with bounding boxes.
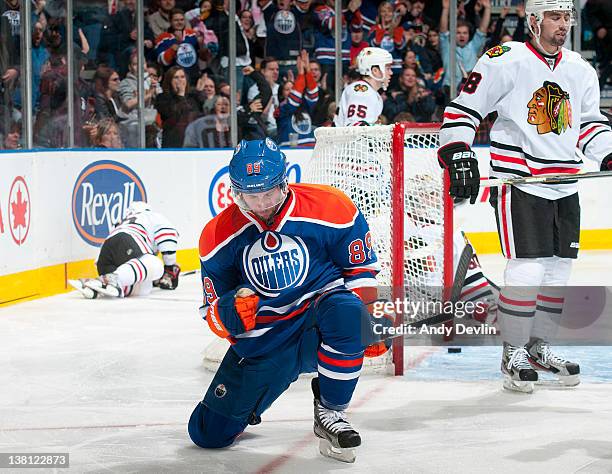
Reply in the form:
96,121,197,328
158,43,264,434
550,30,567,47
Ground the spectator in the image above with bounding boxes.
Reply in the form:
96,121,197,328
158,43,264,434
155,8,201,84
260,0,303,79
247,57,280,138
402,48,432,82
293,0,317,55
111,0,156,76
94,117,123,148
277,50,318,146
31,21,49,112
195,73,218,114
183,95,231,148
35,49,94,148
439,0,491,93
308,58,333,127
313,0,362,91
425,28,444,72
185,0,220,73
118,52,159,123
585,0,612,88
240,9,264,65
485,3,526,51
382,66,435,122
0,13,17,129
349,23,368,67
186,0,214,24
93,66,126,122
369,1,406,81
402,0,434,32
149,0,191,38
237,65,272,140
205,0,251,95
0,117,20,149
156,65,203,147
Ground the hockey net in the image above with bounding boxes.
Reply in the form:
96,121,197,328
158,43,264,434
307,123,453,375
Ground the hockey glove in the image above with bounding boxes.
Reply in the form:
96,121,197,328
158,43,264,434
601,153,612,171
206,286,259,339
362,299,395,358
159,264,181,290
438,142,480,204
365,340,391,358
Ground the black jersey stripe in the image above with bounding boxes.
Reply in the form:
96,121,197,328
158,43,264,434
582,129,611,154
447,102,483,122
441,122,477,131
491,141,583,165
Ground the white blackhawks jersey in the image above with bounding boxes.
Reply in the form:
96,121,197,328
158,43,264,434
440,41,612,200
108,210,178,258
334,80,383,127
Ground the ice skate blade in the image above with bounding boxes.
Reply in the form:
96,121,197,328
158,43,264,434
503,376,534,394
318,438,356,463
68,279,98,299
535,375,580,388
84,280,121,298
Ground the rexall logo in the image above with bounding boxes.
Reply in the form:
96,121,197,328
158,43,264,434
72,160,147,246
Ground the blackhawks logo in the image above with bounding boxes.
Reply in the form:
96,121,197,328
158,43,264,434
527,81,572,135
485,45,510,58
353,84,368,92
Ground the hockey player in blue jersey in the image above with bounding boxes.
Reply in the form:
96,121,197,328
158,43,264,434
188,138,392,462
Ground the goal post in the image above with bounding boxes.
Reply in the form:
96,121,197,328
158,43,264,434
308,122,454,376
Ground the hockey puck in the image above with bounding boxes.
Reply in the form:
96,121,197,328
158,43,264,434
448,347,462,353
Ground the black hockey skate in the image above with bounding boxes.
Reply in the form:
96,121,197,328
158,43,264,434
312,377,361,463
526,338,580,387
501,342,538,393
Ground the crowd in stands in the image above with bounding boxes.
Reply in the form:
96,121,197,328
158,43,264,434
0,0,610,150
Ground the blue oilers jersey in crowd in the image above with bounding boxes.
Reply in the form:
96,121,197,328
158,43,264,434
199,183,379,358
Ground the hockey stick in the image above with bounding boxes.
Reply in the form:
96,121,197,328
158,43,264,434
399,243,474,329
482,170,612,188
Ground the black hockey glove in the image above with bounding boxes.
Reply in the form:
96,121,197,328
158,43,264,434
438,142,480,204
159,264,180,290
601,153,612,171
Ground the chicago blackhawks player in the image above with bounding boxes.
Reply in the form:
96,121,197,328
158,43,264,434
334,47,393,126
438,0,612,392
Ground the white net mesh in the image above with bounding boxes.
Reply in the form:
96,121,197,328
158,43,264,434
307,124,446,326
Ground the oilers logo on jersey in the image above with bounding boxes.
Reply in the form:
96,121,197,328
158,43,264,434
526,81,571,135
243,231,310,297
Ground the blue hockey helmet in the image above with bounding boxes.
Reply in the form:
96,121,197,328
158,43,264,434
229,138,287,194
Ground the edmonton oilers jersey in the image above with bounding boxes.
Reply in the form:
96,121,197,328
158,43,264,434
199,183,380,358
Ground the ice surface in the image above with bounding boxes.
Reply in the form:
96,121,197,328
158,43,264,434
1,252,612,473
